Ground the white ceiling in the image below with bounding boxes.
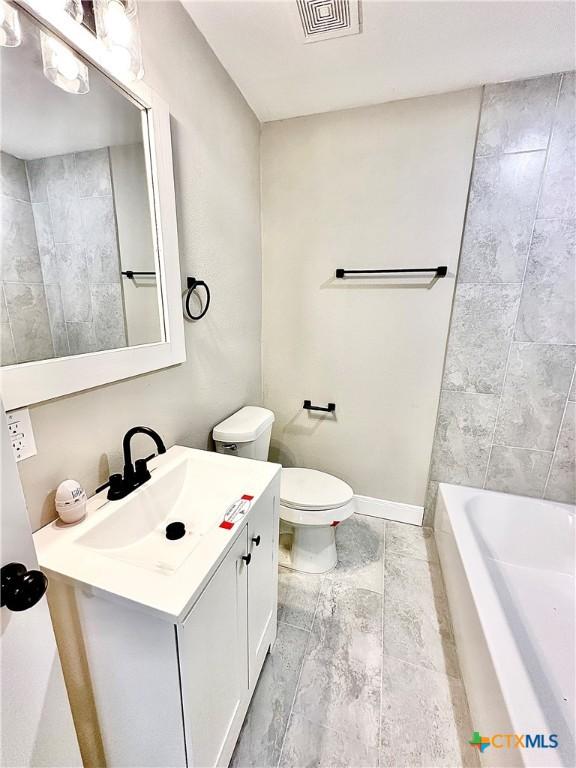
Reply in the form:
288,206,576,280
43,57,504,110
183,0,576,122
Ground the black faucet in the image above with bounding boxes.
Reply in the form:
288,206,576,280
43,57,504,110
107,426,167,501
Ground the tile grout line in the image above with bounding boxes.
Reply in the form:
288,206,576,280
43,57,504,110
276,574,325,768
378,523,387,768
488,443,554,453
455,280,522,286
528,72,570,499
1,194,34,204
541,364,575,499
481,73,564,490
474,146,549,159
325,582,384,597
386,549,438,565
381,649,464,683
534,215,576,223
37,157,71,355
534,74,574,500
1,283,18,365
26,166,56,358
445,339,576,355
277,619,311,634
7,163,48,364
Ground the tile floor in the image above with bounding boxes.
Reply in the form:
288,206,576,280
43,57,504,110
231,514,478,768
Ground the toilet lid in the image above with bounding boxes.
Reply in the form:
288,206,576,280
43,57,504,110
280,468,353,511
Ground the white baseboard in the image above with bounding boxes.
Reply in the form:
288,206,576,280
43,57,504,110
354,494,424,526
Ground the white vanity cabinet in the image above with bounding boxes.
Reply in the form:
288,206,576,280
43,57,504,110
247,488,278,684
37,449,280,768
178,528,250,768
179,491,279,767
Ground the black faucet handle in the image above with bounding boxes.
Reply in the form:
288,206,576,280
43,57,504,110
134,458,152,484
107,473,128,501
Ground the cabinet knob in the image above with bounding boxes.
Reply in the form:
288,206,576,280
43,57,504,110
241,553,252,565
252,535,261,547
1,562,48,612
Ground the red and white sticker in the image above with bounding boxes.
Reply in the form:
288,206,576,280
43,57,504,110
219,494,254,530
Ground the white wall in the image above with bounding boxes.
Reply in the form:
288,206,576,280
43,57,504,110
18,0,262,531
261,90,481,507
109,142,162,346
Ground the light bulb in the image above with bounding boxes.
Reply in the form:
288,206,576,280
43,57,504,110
108,43,132,74
54,42,80,80
94,0,144,82
40,31,89,94
104,0,132,45
0,0,21,47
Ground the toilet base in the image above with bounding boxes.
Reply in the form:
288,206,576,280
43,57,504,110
291,524,338,574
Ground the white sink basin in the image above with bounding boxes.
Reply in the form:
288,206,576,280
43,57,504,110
78,457,212,573
33,446,281,621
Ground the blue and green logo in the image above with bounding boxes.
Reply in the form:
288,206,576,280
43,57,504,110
469,732,491,753
469,731,559,752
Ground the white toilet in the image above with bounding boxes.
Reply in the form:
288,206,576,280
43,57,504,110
213,406,355,573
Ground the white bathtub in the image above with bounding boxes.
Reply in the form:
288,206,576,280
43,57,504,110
434,484,575,768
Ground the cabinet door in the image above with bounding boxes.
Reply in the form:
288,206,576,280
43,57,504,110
178,529,249,768
247,486,278,686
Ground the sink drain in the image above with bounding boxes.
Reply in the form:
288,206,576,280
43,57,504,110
166,522,186,540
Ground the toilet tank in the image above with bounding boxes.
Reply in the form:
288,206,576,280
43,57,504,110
213,406,275,461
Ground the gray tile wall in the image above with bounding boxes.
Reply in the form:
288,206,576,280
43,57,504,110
0,148,127,365
1,151,54,364
425,72,576,522
26,148,127,356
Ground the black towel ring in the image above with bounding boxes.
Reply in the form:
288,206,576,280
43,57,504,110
184,277,211,321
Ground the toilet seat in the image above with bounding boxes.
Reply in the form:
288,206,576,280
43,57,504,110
280,498,356,527
280,468,355,527
281,468,353,510
279,468,355,573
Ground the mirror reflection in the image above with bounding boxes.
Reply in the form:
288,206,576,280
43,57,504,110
1,9,163,367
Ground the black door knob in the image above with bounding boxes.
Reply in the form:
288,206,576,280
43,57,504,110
1,563,48,611
242,553,252,565
252,535,261,547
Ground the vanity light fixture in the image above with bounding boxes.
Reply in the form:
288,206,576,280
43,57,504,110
40,31,90,94
0,0,21,47
94,0,143,81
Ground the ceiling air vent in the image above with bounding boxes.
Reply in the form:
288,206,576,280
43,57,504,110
296,0,361,43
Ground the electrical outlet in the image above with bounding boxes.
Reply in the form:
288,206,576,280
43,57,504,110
6,408,37,462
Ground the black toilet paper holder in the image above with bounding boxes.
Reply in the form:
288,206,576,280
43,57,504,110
303,400,336,413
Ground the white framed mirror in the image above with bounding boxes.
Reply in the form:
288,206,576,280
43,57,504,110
0,0,185,410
